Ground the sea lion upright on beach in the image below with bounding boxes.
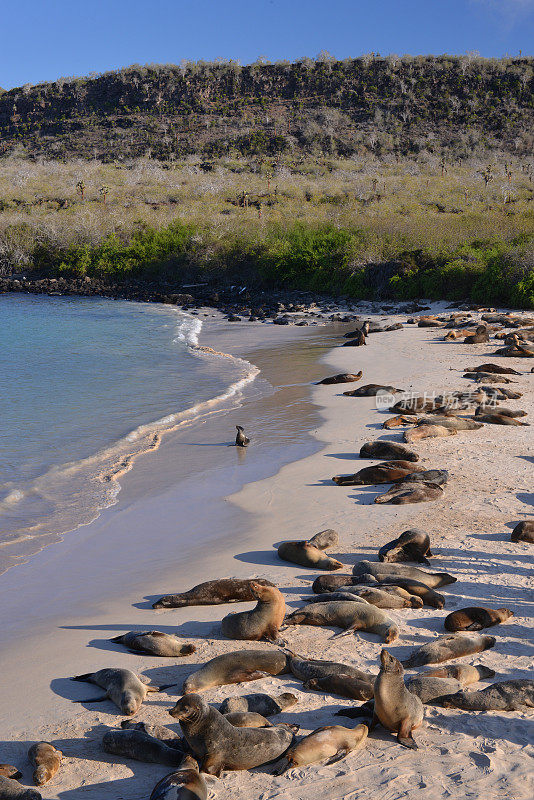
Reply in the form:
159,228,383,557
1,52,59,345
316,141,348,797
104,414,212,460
221,582,285,642
111,631,196,657
277,540,343,570
71,668,162,715
274,724,368,773
373,649,424,749
0,777,41,799
152,577,276,609
183,650,289,693
444,607,513,632
402,633,496,668
169,694,293,775
28,743,62,786
149,755,208,800
235,426,250,447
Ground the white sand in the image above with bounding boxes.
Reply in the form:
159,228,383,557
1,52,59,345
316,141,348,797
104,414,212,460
1,308,532,800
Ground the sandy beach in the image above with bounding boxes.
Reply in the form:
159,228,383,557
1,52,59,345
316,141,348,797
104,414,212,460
0,305,532,800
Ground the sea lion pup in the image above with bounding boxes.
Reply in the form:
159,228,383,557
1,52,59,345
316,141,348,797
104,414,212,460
383,415,419,429
444,606,514,632
359,440,420,462
284,601,398,643
274,723,368,773
71,668,162,715
374,650,424,749
343,322,369,347
374,480,443,505
277,541,343,571
463,325,489,344
332,460,423,486
466,363,520,375
152,577,276,609
235,425,250,447
102,729,186,765
315,371,362,385
359,578,445,609
306,588,421,610
417,415,484,431
287,652,375,685
353,560,457,588
0,777,41,800
221,583,286,643
307,528,340,549
169,694,294,776
224,711,273,728
0,767,22,780
343,383,403,397
402,633,496,668
219,692,297,716
432,679,534,711
121,720,184,748
149,755,207,800
379,529,432,564
304,674,374,700
419,664,495,684
401,469,449,486
406,676,463,703
28,743,62,786
111,631,196,657
404,424,457,443
183,649,289,693
511,520,534,543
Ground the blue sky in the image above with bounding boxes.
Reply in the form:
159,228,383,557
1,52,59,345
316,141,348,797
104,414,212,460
2,0,533,89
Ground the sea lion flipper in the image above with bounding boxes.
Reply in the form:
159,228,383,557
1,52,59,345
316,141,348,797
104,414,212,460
230,669,271,683
272,758,290,776
397,718,418,749
202,753,224,777
464,623,483,631
324,748,349,765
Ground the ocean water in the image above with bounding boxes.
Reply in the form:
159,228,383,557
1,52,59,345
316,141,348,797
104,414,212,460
0,294,256,574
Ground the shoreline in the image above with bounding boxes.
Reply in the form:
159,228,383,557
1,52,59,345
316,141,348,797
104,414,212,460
1,304,532,800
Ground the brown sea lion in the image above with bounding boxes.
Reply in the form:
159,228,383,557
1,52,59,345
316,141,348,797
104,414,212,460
277,541,343,571
306,588,421,609
221,583,285,643
287,653,374,685
359,441,419,462
120,720,184,748
511,520,534,543
149,755,207,800
316,372,363,385
224,712,273,728
71,668,162,715
343,384,403,397
111,631,196,657
284,601,398,642
406,676,463,703
476,413,528,426
0,767,22,780
419,664,495,684
417,415,484,431
475,405,527,418
374,650,424,749
374,480,443,504
383,415,418,429
274,724,368,772
169,694,294,775
312,573,354,593
102,729,185,765
379,529,432,564
358,577,445,609
402,633,496,668
465,363,520,374
404,424,457,443
28,743,62,786
152,578,276,609
332,460,424,486
431,679,534,711
219,692,297,716
353,561,456,588
304,675,375,701
307,529,340,549
463,325,489,344
444,606,513,632
183,650,289,693
235,426,250,447
0,777,41,799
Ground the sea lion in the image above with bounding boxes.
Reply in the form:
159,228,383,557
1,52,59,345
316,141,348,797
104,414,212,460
28,743,62,786
312,573,355,593
223,712,273,728
316,372,362,385
343,384,403,397
402,633,496,668
152,578,276,609
287,653,375,685
417,415,483,431
359,441,419,462
120,720,184,748
307,529,340,549
111,631,196,657
418,664,495,684
353,576,445,608
374,481,443,504
103,729,186,765
383,415,419,429
464,372,514,383
235,425,250,447
342,323,369,347
274,724,368,772
0,777,41,799
475,405,527,418
285,601,398,642
353,561,457,588
374,650,424,749
475,413,527,426
304,675,375,701
149,755,207,800
183,649,289,693
431,679,534,711
71,668,161,715
332,461,424,486
444,606,513,632
169,694,293,775
401,469,449,485
406,676,463,703
511,521,534,543
0,767,22,780
463,325,489,344
219,692,298,716
379,529,432,564
277,541,343,570
221,583,285,642
404,425,457,443
306,588,421,609
466,363,520,374
343,321,370,338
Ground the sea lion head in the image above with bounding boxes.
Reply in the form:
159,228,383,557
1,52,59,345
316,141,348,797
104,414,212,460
121,691,141,716
169,693,207,724
380,649,404,675
498,608,514,621
236,425,244,432
33,765,51,786
477,665,496,680
249,581,274,601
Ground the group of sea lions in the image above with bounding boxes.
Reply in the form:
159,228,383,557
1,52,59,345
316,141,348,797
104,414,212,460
3,309,532,797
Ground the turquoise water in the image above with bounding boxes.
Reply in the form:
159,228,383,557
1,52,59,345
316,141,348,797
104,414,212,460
0,294,254,572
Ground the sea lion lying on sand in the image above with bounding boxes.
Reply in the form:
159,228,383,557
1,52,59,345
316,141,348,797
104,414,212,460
465,363,520,374
316,372,362,385
149,755,207,800
274,724,368,773
28,743,62,786
287,653,374,685
476,413,528,426
418,664,495,684
353,560,456,588
343,384,403,397
0,777,41,799
111,631,196,657
404,424,457,443
0,767,22,780
444,606,513,632
475,405,527,418
511,521,534,543
383,415,419,429
417,415,483,431
224,712,273,728
374,650,424,749
402,634,496,668
406,676,463,703
463,325,489,344
307,587,422,609
431,679,534,711
102,729,185,765
359,441,419,462
332,460,424,486
374,480,443,504
221,583,285,643
379,529,432,564
285,601,398,642
183,650,289,693
354,576,445,608
152,578,276,609
277,541,342,571
304,675,375,700
219,692,297,716
121,720,184,748
72,668,163,715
